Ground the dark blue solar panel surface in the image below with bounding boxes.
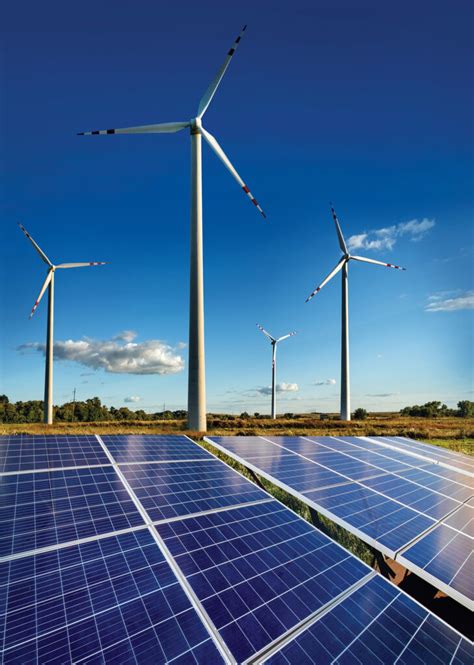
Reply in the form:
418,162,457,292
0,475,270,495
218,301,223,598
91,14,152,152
265,575,472,664
0,435,109,473
156,500,370,663
303,483,435,554
101,434,215,464
0,467,145,557
120,460,270,522
0,529,224,664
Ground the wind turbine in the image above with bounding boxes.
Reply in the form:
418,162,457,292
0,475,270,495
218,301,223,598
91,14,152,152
306,205,405,421
19,224,106,425
78,26,266,432
257,324,297,419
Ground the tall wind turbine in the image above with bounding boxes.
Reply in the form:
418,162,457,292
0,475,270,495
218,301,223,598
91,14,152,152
306,206,406,421
78,26,266,432
19,224,106,425
257,324,297,419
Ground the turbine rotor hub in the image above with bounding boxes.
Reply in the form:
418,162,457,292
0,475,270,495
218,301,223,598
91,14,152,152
190,117,202,134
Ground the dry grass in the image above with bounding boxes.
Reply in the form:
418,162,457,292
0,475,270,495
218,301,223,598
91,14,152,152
1,415,473,454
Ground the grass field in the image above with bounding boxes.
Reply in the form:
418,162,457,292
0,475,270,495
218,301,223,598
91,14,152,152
2,415,473,454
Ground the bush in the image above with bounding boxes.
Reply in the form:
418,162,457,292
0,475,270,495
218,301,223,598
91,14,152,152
353,408,368,420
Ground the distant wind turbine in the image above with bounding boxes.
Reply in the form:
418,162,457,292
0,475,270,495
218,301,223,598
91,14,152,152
19,224,106,425
257,324,297,419
78,26,266,432
306,205,406,421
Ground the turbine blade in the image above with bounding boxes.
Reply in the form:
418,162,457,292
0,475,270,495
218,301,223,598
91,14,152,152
306,257,346,302
257,324,275,342
197,25,247,118
201,128,266,218
56,262,107,268
276,331,297,343
77,121,189,136
18,223,53,267
29,270,53,318
330,204,348,254
351,255,406,270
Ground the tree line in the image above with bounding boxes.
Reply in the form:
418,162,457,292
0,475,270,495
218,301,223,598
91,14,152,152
0,395,472,423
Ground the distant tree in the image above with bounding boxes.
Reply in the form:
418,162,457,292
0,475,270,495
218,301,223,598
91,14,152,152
240,412,250,419
457,400,474,418
353,408,368,420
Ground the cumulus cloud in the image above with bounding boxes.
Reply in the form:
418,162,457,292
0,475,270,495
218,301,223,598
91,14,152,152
347,218,435,252
256,383,299,395
18,333,185,375
425,291,474,312
124,396,141,403
314,379,337,386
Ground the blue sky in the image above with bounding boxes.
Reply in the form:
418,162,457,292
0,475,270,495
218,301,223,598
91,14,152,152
1,0,473,414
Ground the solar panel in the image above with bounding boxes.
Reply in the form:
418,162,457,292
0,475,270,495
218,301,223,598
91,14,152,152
263,575,473,664
397,498,473,608
0,435,110,473
0,529,224,664
0,466,145,557
101,434,215,464
2,434,472,663
155,500,371,663
118,460,272,522
205,436,473,610
366,436,474,476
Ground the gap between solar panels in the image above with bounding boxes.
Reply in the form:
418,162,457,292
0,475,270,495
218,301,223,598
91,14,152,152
204,435,474,613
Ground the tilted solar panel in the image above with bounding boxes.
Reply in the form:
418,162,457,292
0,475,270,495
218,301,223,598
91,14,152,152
101,434,215,464
0,529,224,664
205,436,474,610
155,500,371,663
366,436,474,476
263,575,473,664
0,466,145,557
0,434,110,473
1,434,471,663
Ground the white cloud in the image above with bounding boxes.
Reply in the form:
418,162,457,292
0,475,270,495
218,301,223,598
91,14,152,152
124,396,141,403
114,330,137,342
18,333,185,375
314,379,337,386
347,218,435,252
425,291,474,312
256,382,299,395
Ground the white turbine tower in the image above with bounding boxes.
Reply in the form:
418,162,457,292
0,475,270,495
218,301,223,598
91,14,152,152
78,26,266,432
306,205,406,421
19,224,106,425
257,324,297,419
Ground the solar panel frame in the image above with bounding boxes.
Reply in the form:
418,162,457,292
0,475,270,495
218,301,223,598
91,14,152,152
100,434,216,464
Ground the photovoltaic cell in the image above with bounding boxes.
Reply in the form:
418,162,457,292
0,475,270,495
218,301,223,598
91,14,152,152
101,434,214,464
119,460,269,522
0,435,109,473
0,466,145,557
0,529,224,664
264,575,472,664
155,500,370,663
